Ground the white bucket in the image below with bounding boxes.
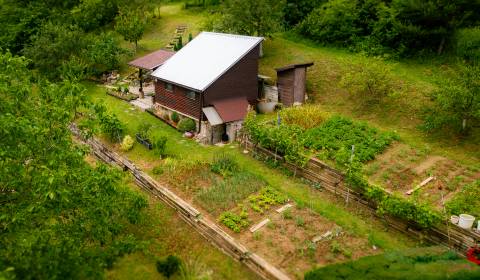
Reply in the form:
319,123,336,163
458,214,475,229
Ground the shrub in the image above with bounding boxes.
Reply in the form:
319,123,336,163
279,105,327,129
99,113,124,143
445,180,480,218
120,135,134,151
156,255,181,278
171,112,180,123
456,27,480,64
210,153,238,177
339,57,397,102
177,118,196,132
137,123,152,139
152,135,167,157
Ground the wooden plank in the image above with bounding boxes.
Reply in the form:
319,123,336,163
276,204,293,213
406,176,435,195
250,219,270,233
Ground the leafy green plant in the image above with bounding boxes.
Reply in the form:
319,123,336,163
171,112,180,123
282,208,293,219
156,255,181,278
248,186,288,213
445,180,480,217
244,111,309,166
137,123,152,139
120,135,134,151
210,153,239,177
98,112,125,143
177,118,196,132
218,211,249,233
303,116,398,166
152,135,168,157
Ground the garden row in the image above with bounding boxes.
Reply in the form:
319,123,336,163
243,106,478,230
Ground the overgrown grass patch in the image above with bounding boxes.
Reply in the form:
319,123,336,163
195,171,265,215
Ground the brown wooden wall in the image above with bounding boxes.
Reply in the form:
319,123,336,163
154,81,201,119
294,67,306,103
203,45,260,106
277,69,295,106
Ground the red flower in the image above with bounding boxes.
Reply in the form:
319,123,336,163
466,247,480,265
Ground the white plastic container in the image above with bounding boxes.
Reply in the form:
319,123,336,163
458,214,475,229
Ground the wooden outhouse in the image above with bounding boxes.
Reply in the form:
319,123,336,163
276,62,313,106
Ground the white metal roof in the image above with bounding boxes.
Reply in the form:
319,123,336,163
202,106,224,125
151,32,263,92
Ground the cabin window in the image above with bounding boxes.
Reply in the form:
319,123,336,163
186,91,196,100
165,83,173,92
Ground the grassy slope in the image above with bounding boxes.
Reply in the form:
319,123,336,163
259,33,479,165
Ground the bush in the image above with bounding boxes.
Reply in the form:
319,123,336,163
210,153,238,177
156,255,181,278
339,57,397,102
171,112,180,123
279,105,327,129
137,123,152,139
99,113,124,143
456,27,480,64
152,135,167,157
445,180,480,218
177,118,196,132
120,135,134,151
297,0,360,44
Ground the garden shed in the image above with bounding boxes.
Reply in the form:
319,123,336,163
276,62,313,106
150,32,263,144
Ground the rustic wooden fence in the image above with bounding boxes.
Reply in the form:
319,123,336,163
242,140,480,256
70,125,290,280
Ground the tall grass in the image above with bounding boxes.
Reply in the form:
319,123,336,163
195,171,265,214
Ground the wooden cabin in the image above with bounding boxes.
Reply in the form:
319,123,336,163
151,32,263,144
276,62,313,106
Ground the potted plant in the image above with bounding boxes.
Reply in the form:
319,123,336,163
466,246,480,265
135,123,153,149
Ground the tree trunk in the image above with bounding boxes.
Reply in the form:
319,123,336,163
437,37,446,55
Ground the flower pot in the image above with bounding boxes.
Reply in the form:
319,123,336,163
458,214,475,229
450,215,459,224
257,101,277,113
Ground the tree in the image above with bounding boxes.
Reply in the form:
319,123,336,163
23,23,87,79
218,0,285,37
85,32,130,75
392,0,480,55
423,64,480,135
72,0,119,32
0,51,147,279
115,10,147,50
283,0,324,27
